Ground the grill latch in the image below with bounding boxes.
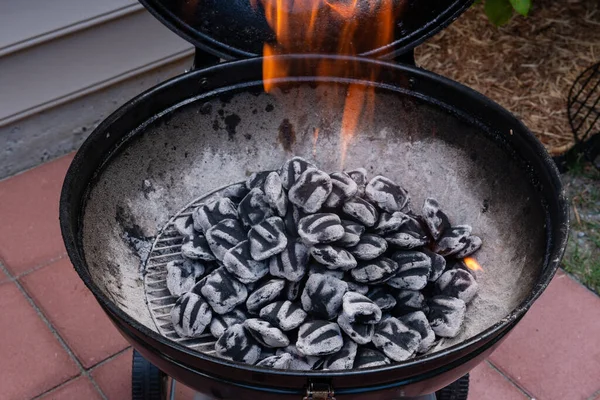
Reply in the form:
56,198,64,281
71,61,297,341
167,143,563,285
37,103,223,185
304,381,335,400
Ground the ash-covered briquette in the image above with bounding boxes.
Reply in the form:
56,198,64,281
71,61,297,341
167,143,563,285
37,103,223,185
296,320,344,356
435,269,479,304
301,273,348,320
246,278,286,314
199,267,248,314
310,245,357,270
170,292,212,338
348,234,388,261
222,240,268,284
210,308,248,339
323,340,358,370
325,172,358,208
181,234,215,261
288,168,332,213
372,317,421,362
164,158,483,371
260,300,307,331
354,348,391,369
244,319,290,348
247,217,288,261
365,176,410,213
269,240,310,282
166,259,205,297
215,324,262,364
193,198,239,233
427,296,466,338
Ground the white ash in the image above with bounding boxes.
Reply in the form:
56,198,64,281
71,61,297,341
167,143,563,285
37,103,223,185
162,157,484,371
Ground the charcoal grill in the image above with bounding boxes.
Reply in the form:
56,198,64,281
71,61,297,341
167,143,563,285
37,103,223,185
59,1,569,399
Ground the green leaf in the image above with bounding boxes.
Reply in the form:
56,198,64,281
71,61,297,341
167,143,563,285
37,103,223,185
484,0,513,26
509,0,531,16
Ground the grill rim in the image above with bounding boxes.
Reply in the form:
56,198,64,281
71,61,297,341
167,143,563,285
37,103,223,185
59,54,569,383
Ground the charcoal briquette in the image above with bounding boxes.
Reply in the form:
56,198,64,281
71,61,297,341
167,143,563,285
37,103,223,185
256,353,294,369
244,319,290,348
372,317,421,362
373,211,410,235
386,251,432,290
181,234,216,261
246,278,286,314
427,295,466,338
246,171,272,190
345,168,368,197
354,347,391,369
220,183,249,203
384,216,428,249
210,308,248,339
365,176,410,213
301,273,348,319
346,280,369,295
333,219,365,247
279,157,317,190
215,324,262,364
170,291,212,338
310,245,357,271
422,249,446,282
200,267,248,314
309,263,345,279
324,172,358,208
435,269,479,303
323,340,358,370
263,172,288,217
222,240,269,284
433,225,472,256
173,215,195,236
193,198,239,232
269,240,310,282
336,313,374,344
366,287,397,311
348,234,388,261
204,219,246,262
238,188,275,227
296,320,344,356
350,257,399,285
288,168,333,213
421,198,451,240
342,292,382,325
260,300,307,331
166,259,205,297
342,197,378,227
284,279,304,301
248,217,288,261
297,213,345,245
393,290,427,316
401,311,435,353
276,345,321,370
453,235,482,258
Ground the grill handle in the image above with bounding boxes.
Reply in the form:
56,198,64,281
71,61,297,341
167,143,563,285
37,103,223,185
304,381,335,400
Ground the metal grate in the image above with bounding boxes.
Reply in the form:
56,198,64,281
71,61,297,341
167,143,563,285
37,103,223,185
568,62,600,168
142,185,235,354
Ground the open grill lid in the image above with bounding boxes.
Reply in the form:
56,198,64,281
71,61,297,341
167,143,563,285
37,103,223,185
139,0,473,60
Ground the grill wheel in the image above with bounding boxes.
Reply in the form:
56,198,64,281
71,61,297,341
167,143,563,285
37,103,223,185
435,373,469,400
132,350,168,400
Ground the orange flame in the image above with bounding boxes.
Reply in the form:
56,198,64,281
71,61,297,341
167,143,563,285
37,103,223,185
463,257,483,272
251,0,401,166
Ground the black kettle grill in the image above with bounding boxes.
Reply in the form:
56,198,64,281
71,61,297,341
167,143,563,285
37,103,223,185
59,1,569,399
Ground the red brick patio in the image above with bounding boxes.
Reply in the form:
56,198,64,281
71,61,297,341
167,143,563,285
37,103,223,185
0,154,599,399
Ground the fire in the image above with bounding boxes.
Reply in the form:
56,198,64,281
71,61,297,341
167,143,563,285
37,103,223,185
251,0,402,166
463,257,483,272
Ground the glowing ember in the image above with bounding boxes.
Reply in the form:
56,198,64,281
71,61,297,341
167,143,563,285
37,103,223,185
463,257,483,272
250,0,402,167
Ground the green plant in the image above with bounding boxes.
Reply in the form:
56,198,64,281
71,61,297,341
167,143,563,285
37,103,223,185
475,0,532,26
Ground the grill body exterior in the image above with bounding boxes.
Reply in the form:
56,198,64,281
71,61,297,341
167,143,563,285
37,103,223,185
59,55,569,398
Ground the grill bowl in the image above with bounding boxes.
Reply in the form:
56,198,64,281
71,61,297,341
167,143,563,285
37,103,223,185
60,55,568,398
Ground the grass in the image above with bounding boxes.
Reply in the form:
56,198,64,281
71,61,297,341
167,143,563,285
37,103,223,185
561,158,600,294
